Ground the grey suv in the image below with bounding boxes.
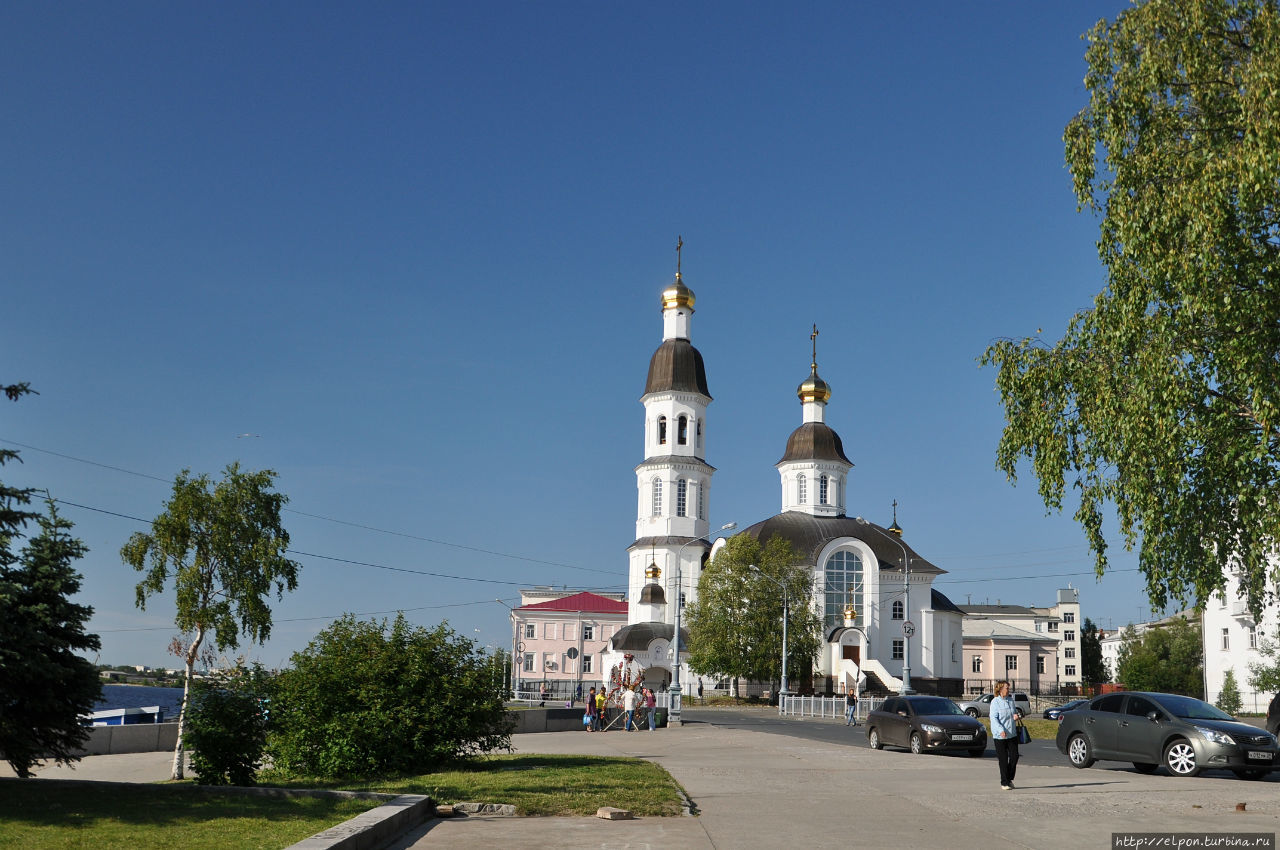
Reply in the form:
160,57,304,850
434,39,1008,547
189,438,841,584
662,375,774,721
957,692,1029,719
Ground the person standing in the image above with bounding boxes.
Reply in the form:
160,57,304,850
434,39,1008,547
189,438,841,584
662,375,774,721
990,679,1020,790
645,687,658,731
594,688,607,731
844,687,859,726
585,687,597,732
538,682,547,707
623,686,638,731
697,679,704,703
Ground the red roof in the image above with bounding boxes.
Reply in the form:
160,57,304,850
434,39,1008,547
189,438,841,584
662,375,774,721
518,591,628,614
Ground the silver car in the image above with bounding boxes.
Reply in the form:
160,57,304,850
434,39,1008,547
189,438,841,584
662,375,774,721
957,692,1029,719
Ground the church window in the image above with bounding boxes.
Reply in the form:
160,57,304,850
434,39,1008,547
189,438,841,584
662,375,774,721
797,474,807,505
972,656,982,673
696,483,704,519
837,477,843,507
819,475,829,505
892,640,904,660
951,641,957,663
696,420,703,448
679,591,686,609
677,415,688,445
891,600,904,620
676,479,687,517
658,416,667,445
822,550,862,631
651,478,663,516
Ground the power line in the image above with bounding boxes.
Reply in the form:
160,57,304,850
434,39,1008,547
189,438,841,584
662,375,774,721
95,598,499,633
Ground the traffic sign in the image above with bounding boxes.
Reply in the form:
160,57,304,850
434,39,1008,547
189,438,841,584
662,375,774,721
902,620,916,637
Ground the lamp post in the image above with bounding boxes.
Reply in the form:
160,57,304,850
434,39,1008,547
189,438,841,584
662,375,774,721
495,598,518,699
671,521,737,727
854,517,913,695
748,565,790,699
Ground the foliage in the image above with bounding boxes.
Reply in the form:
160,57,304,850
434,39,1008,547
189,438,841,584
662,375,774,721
981,0,1280,618
0,501,101,778
1115,615,1204,697
685,534,822,690
1081,617,1109,684
121,462,299,780
1247,628,1280,694
184,663,273,786
266,614,511,779
1216,668,1243,715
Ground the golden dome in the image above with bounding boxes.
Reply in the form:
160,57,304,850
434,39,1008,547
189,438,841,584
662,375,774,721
797,365,832,404
645,562,662,580
661,273,696,310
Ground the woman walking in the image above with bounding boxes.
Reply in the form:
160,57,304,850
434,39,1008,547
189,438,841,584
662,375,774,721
990,680,1020,790
844,687,859,726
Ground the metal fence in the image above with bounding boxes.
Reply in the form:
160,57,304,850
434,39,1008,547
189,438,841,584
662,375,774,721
779,694,885,723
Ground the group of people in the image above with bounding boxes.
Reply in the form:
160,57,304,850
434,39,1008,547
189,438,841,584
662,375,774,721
584,685,658,732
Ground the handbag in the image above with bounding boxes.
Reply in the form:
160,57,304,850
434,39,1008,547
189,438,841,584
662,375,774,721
1016,720,1032,745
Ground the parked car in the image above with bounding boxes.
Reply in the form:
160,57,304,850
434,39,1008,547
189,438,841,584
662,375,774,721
957,692,1029,719
1044,699,1088,721
866,695,987,756
1056,691,1280,779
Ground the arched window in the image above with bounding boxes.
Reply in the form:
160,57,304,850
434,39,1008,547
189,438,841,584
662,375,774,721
892,600,904,620
651,478,662,516
657,416,667,445
797,474,807,504
676,479,687,517
972,656,983,674
822,550,863,630
677,415,688,445
819,475,829,505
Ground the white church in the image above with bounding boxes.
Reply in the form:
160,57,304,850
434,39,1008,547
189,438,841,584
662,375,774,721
602,256,965,697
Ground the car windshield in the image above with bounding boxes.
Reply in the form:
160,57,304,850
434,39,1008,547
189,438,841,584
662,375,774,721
911,697,962,716
1153,694,1234,721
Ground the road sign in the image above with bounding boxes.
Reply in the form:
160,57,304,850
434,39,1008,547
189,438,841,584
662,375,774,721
902,621,916,637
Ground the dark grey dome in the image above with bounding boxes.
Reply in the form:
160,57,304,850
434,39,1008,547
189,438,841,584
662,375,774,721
740,512,942,575
609,621,689,651
644,339,711,398
639,584,666,605
778,422,852,465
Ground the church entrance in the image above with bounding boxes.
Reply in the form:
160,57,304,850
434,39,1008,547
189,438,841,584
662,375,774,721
647,667,672,692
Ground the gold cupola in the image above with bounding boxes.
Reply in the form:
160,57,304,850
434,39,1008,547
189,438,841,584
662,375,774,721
661,236,695,309
797,323,832,403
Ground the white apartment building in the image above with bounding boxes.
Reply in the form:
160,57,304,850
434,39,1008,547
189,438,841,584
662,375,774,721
1203,570,1279,714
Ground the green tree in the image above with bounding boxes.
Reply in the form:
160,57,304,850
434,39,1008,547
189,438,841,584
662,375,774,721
121,463,299,780
1115,615,1204,697
1216,668,1244,715
0,500,102,778
266,614,511,779
981,0,1280,619
1247,628,1280,694
685,534,821,695
1081,617,1108,685
184,662,273,786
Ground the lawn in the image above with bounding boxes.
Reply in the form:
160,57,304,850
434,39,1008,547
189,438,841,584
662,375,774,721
978,716,1061,741
0,779,382,850
264,753,686,817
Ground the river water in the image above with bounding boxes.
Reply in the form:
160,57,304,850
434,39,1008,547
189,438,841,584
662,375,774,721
94,683,185,717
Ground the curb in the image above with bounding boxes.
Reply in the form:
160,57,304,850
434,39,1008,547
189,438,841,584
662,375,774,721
285,794,435,850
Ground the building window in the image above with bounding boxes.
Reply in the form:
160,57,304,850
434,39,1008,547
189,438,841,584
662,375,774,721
951,641,957,663
1035,622,1042,632
892,639,904,660
696,420,703,448
1005,655,1018,671
1037,656,1045,674
583,624,594,641
522,653,534,672
582,654,593,673
652,478,662,516
1064,630,1075,642
544,622,556,639
1048,622,1059,632
1222,628,1230,650
1065,664,1077,676
1063,612,1075,624
658,416,667,445
676,479,687,517
972,656,982,673
678,415,688,445
797,474,807,505
1250,627,1258,649
1064,647,1076,659
819,475,829,505
524,623,535,639
679,591,686,609
837,478,844,507
697,484,704,520
892,600,904,620
823,550,862,630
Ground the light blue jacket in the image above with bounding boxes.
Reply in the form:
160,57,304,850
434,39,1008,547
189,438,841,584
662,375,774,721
990,695,1018,740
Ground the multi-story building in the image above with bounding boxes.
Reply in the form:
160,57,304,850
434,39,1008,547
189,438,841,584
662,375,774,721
1204,570,1279,714
958,591,1084,693
1033,587,1083,688
509,588,627,698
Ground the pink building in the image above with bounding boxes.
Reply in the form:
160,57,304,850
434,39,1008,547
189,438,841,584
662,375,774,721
510,589,628,699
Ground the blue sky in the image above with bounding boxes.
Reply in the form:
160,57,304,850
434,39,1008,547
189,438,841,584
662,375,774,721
2,1,1171,669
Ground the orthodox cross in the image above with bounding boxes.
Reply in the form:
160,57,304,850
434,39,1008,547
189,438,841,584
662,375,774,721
811,323,819,369
676,235,683,275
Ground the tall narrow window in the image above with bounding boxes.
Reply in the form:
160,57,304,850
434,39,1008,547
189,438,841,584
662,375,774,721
797,474,807,504
583,624,594,641
1037,656,1045,674
1005,655,1018,671
892,640,904,660
696,420,703,448
676,479,687,517
1221,628,1230,650
677,415,688,445
651,478,662,516
582,654,593,673
819,475,829,505
837,478,843,507
696,483,704,520
657,416,667,445
892,600,904,620
972,656,983,673
1250,627,1258,649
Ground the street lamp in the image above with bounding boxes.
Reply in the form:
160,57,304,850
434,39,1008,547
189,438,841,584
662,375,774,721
748,564,790,699
494,598,518,699
854,516,914,695
671,521,737,727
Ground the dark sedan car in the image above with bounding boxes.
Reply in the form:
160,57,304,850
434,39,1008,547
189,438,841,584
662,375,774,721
1044,699,1088,721
1056,691,1280,778
866,695,986,756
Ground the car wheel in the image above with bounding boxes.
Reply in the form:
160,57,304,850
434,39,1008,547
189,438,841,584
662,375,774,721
965,708,979,718
868,728,882,750
969,748,985,757
1233,768,1267,780
909,732,923,755
1164,739,1201,777
1067,733,1094,768
1132,762,1159,774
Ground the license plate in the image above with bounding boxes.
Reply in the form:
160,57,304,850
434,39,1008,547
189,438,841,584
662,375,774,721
951,734,974,741
1246,751,1274,761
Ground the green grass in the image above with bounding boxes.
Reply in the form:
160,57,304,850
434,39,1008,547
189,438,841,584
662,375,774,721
0,779,382,850
978,717,1060,741
263,753,685,817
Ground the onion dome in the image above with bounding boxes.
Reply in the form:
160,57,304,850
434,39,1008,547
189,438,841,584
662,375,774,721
645,338,711,397
887,500,903,536
778,422,852,464
661,272,696,310
644,561,661,580
639,583,667,605
797,364,832,404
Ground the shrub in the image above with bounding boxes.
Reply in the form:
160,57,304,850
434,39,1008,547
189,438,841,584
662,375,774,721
184,663,272,786
1216,669,1243,716
266,614,511,779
